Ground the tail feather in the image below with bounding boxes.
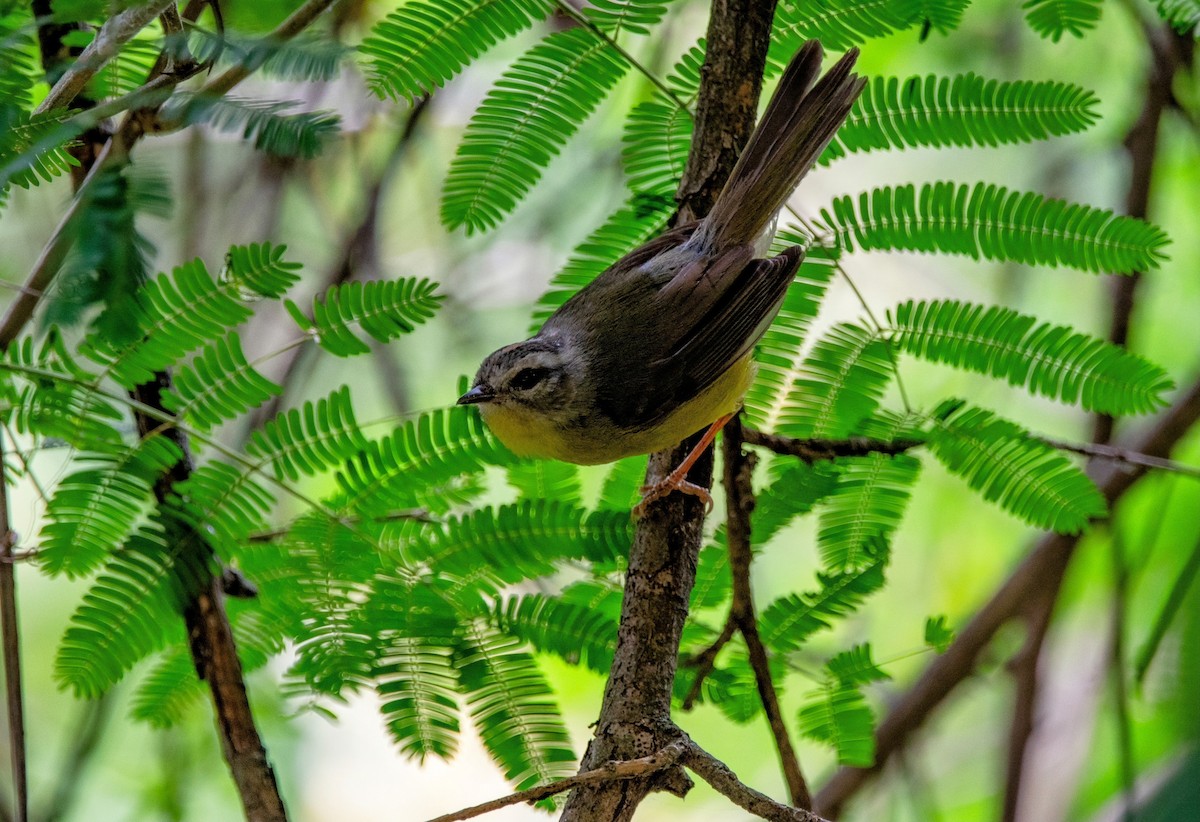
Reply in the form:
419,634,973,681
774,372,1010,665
698,41,864,250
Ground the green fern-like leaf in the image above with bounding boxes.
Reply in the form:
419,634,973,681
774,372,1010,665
82,243,300,387
887,300,1174,414
246,386,369,481
256,514,386,696
665,40,705,100
170,461,275,552
360,0,555,102
131,647,204,728
496,586,621,673
691,544,731,610
188,29,351,82
827,643,891,686
753,459,841,546
54,518,209,698
743,256,837,431
455,624,576,790
531,194,675,329
1154,0,1200,32
821,74,1099,164
818,181,1170,274
760,543,889,654
376,635,461,760
87,31,159,98
1023,0,1102,41
596,454,649,512
337,407,513,516
161,332,282,429
925,615,955,652
286,278,442,357
818,454,920,571
50,159,166,340
441,27,631,234
584,0,675,34
797,644,888,766
371,594,463,762
83,258,246,385
224,242,304,298
771,0,969,58
162,93,340,159
0,109,79,194
6,335,125,450
928,403,1106,533
506,460,582,504
797,682,876,766
38,437,182,578
772,322,894,439
0,15,39,110
622,96,693,197
412,502,630,595
696,647,786,724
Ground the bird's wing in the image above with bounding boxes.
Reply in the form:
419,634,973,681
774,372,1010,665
590,244,805,429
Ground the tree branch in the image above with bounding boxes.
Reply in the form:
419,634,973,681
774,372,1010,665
132,375,288,822
427,740,689,822
681,742,829,822
0,433,26,822
723,416,811,807
743,429,923,463
559,2,780,818
35,0,177,115
1000,588,1057,821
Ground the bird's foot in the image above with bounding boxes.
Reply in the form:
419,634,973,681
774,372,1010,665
633,478,714,519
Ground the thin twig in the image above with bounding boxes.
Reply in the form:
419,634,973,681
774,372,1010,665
35,0,177,114
1000,588,1056,822
680,613,736,710
1039,437,1200,480
681,742,829,822
724,415,811,807
199,0,337,96
743,428,923,462
426,740,689,822
0,432,26,822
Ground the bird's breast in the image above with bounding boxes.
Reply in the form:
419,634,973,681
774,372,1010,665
478,356,756,465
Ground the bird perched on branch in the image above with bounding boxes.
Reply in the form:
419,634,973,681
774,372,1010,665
459,41,865,514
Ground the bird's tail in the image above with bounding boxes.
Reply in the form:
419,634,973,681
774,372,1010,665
697,41,864,251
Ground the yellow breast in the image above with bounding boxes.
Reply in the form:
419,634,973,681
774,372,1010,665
479,356,756,465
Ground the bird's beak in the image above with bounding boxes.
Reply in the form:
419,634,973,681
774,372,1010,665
457,384,495,405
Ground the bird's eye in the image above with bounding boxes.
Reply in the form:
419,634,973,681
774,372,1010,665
509,367,550,391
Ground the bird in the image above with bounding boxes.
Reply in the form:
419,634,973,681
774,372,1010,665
458,40,865,514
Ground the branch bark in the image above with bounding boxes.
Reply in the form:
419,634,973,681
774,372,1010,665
35,0,177,115
132,376,288,822
724,416,810,806
558,1,779,818
0,435,26,822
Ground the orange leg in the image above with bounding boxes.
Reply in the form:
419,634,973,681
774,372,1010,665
633,413,735,518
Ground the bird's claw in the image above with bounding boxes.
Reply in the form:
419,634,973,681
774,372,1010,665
632,479,714,519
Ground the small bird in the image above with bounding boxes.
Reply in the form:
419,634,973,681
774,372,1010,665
459,41,865,513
